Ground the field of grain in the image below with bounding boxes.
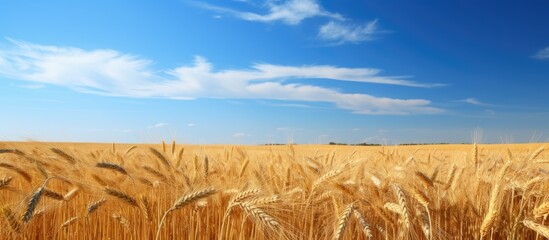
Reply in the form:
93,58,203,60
0,141,548,239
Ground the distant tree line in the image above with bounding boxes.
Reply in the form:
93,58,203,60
261,142,468,146
328,142,382,146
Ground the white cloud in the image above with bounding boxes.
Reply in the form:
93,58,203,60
319,19,379,44
10,83,45,89
485,109,496,116
195,0,343,25
147,123,167,129
533,47,549,60
458,98,491,106
187,123,196,127
257,100,313,108
0,39,444,115
233,132,250,137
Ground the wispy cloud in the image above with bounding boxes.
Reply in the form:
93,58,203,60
457,98,492,106
319,19,379,44
233,132,250,137
10,83,45,89
258,100,313,108
194,0,383,45
0,39,444,115
533,47,549,60
194,0,343,25
187,123,196,127
147,123,167,129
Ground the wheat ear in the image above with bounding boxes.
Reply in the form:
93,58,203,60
43,189,64,200
203,155,209,180
529,146,545,161
353,209,373,239
175,148,185,168
123,145,137,156
104,187,138,207
334,202,355,240
60,216,79,229
239,159,250,177
149,147,171,169
523,220,549,238
0,176,13,189
50,148,76,164
143,165,168,182
96,162,128,175
534,202,549,219
22,179,50,222
2,207,21,233
0,149,24,155
239,201,281,231
480,162,510,238
0,163,32,183
141,195,152,221
415,171,434,188
156,187,216,240
87,199,107,216
34,161,48,180
220,188,261,239
394,185,410,229
63,187,80,201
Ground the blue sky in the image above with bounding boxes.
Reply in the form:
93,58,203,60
1,0,548,144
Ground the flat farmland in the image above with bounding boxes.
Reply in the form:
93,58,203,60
0,142,548,239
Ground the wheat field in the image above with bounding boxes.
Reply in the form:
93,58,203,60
0,141,548,239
